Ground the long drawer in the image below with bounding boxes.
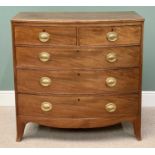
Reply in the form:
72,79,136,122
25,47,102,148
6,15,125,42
17,94,139,118
16,68,139,94
16,46,140,69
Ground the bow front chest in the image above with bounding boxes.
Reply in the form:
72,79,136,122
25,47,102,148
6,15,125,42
11,12,144,141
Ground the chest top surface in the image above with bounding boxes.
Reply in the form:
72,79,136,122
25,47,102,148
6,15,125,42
12,11,144,23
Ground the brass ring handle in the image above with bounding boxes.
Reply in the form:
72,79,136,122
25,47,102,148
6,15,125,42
105,103,117,113
39,32,50,43
40,77,52,87
39,52,51,62
41,102,52,112
106,32,118,42
106,52,117,63
105,77,117,87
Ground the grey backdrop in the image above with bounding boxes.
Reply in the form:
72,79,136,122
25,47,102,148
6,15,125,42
0,6,154,90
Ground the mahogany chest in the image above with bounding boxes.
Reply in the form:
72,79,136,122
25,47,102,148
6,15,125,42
11,12,144,141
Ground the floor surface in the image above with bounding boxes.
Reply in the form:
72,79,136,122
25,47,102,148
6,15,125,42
0,107,155,147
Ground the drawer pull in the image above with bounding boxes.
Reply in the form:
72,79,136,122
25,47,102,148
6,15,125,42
106,32,118,42
40,77,52,87
105,103,117,112
106,77,117,87
41,102,52,112
39,32,50,43
39,52,51,62
106,52,117,63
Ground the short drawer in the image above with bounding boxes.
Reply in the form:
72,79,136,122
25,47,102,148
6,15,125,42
79,26,141,46
14,26,76,45
16,46,140,69
17,94,139,118
16,68,139,94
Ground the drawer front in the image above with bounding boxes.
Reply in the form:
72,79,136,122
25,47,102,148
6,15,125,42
16,46,140,69
17,94,139,118
14,26,76,45
17,68,139,94
79,26,141,46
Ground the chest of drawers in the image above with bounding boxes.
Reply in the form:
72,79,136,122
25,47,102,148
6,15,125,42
11,12,144,141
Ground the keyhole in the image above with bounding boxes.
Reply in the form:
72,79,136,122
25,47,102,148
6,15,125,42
77,98,80,102
77,73,80,76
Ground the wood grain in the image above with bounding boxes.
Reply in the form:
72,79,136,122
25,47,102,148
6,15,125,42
12,12,144,23
16,46,140,69
79,26,141,46
18,115,137,129
16,68,139,94
15,26,76,45
17,94,139,118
